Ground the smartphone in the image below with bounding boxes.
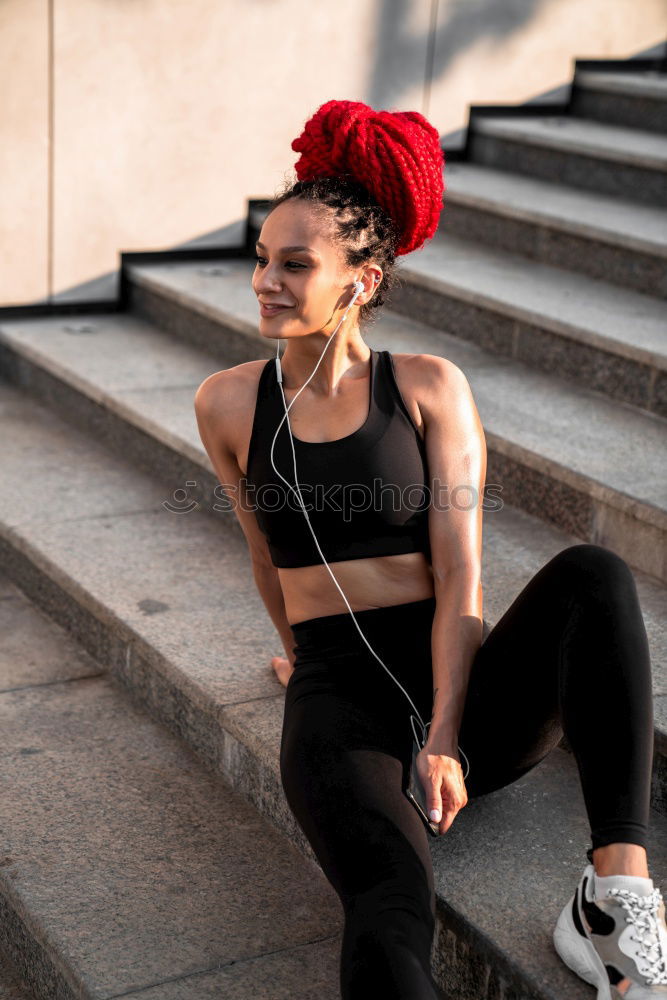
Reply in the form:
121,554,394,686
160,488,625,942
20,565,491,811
404,739,440,837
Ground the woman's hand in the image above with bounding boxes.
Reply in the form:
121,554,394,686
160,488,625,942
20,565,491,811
417,738,468,835
271,654,295,689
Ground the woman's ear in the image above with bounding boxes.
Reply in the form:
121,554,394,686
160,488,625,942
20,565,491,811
363,268,383,301
371,276,379,299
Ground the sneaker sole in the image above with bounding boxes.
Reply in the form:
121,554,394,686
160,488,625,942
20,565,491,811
553,893,613,1000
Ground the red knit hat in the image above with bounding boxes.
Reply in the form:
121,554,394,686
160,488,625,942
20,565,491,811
291,99,445,256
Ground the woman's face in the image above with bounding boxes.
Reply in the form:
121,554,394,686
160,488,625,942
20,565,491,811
252,198,364,339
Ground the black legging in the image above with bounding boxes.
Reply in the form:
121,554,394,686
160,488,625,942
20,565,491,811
279,544,655,999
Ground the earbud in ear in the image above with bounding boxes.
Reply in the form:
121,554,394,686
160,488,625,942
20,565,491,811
353,280,364,295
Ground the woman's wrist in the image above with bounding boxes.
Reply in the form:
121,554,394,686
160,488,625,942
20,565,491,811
425,718,461,755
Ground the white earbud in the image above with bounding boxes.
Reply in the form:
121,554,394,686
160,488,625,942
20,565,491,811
353,280,364,296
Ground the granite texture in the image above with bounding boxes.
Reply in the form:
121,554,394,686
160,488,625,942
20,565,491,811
0,604,342,999
470,129,667,210
469,114,667,207
469,108,667,165
654,368,667,420
391,279,518,358
441,161,667,299
442,158,667,249
573,69,667,101
113,936,344,999
399,229,667,365
513,319,655,411
127,262,269,365
0,949,35,1000
444,201,667,300
571,70,667,135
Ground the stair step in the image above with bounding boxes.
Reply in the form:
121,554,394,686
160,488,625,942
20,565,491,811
395,230,667,416
0,572,343,1000
571,69,667,134
469,114,667,207
0,381,664,999
441,160,667,298
99,257,667,584
575,69,667,101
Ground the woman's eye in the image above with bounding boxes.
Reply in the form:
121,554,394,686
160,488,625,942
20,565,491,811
253,255,305,270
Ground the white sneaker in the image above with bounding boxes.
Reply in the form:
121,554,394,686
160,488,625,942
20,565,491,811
553,861,667,998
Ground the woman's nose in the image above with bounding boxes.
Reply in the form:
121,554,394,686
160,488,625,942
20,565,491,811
255,266,282,292
257,278,281,293
256,279,283,299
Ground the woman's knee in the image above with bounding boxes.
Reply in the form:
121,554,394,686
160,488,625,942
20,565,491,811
545,543,636,600
345,877,435,956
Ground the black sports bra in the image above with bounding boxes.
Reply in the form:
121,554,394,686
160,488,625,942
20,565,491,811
245,348,432,569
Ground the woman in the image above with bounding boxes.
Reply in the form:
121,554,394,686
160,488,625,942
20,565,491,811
194,100,667,999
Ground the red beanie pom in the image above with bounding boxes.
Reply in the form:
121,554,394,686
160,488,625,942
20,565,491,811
291,99,445,256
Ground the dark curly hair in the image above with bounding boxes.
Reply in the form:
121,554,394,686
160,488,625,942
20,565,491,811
265,173,401,328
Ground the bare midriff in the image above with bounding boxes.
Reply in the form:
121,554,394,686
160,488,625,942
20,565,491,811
278,551,435,626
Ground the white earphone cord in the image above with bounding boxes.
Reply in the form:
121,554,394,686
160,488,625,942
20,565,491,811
270,279,469,781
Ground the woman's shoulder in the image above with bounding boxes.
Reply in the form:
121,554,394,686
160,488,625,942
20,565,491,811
195,358,267,415
388,351,476,435
388,351,468,403
193,358,269,457
390,350,465,381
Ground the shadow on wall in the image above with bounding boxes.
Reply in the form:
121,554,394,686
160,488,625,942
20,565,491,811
366,0,546,111
42,0,550,306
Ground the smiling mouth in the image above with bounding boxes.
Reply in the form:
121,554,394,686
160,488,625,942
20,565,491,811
261,304,292,313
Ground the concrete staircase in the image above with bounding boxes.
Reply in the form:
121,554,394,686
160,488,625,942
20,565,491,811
0,948,34,1000
0,58,665,999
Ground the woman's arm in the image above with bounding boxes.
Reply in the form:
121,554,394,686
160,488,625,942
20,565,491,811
252,562,298,667
428,570,483,753
418,355,487,754
194,368,297,667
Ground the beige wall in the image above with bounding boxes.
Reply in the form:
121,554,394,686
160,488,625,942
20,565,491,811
1,0,50,305
1,0,665,306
